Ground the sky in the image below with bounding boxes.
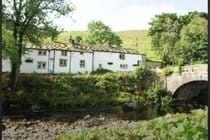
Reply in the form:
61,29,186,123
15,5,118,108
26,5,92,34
54,0,208,31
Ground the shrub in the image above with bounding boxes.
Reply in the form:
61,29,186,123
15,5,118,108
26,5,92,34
134,63,146,80
91,68,113,75
3,72,142,109
56,108,208,140
163,66,173,77
146,82,173,105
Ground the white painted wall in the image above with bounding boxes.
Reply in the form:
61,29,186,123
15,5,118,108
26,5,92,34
53,50,70,73
2,49,145,73
70,52,93,73
20,49,49,73
93,51,143,72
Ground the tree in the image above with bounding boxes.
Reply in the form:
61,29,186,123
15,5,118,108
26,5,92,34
4,0,74,89
176,17,208,65
148,13,179,66
75,36,82,44
148,11,208,66
134,63,146,92
2,25,16,60
85,21,122,47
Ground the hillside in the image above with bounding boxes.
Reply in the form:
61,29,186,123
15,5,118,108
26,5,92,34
57,30,160,61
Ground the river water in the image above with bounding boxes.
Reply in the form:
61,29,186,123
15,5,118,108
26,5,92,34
3,103,206,121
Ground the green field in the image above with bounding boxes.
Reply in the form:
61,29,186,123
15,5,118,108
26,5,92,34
57,30,160,61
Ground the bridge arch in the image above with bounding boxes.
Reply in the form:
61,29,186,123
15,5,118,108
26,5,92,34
173,80,207,104
166,64,208,95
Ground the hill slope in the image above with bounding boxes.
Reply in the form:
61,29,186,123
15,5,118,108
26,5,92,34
57,30,160,61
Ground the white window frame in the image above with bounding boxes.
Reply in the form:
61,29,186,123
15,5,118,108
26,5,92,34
61,51,68,56
80,60,85,68
119,53,125,60
99,64,102,69
120,64,128,69
59,59,67,67
37,61,46,69
38,50,47,56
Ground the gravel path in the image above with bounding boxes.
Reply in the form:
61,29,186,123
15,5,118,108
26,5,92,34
2,115,138,140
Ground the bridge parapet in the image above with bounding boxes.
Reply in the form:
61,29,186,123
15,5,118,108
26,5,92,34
165,64,208,95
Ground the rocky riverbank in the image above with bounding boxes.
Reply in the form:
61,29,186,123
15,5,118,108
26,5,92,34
2,115,138,140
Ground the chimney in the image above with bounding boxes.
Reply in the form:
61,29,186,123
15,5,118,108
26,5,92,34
68,35,75,47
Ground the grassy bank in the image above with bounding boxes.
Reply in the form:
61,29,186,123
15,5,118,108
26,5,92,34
3,72,146,110
3,69,170,111
56,108,208,140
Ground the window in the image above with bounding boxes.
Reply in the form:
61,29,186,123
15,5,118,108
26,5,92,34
61,51,68,56
99,64,102,69
133,60,141,67
25,58,33,63
119,53,125,60
38,50,47,56
37,61,46,69
120,64,128,69
80,52,84,55
80,60,85,68
59,59,67,67
107,62,113,65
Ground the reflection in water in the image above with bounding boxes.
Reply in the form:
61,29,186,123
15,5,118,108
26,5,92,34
3,103,206,121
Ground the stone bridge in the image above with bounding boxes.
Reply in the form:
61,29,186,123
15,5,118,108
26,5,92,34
166,64,208,99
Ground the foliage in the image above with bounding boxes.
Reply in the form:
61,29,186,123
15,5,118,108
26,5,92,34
112,92,147,105
91,68,113,75
56,108,208,140
4,0,74,89
163,66,174,77
146,82,173,105
149,11,208,66
2,25,17,62
134,63,146,80
75,36,82,44
149,13,179,66
83,21,123,46
3,72,144,109
176,17,208,65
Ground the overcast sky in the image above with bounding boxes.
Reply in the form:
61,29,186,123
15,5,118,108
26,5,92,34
54,0,208,31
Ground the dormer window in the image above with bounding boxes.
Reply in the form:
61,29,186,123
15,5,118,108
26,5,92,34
61,51,67,56
119,53,125,60
38,50,47,56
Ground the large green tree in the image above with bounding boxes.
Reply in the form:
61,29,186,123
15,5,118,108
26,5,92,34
4,0,74,89
148,13,179,66
149,11,208,66
85,21,122,47
176,17,208,65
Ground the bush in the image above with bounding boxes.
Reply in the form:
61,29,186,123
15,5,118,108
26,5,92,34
56,108,208,140
3,72,142,109
134,63,146,80
163,66,173,77
146,82,173,105
91,68,113,75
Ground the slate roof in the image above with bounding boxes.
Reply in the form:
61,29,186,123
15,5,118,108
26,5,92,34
25,42,143,54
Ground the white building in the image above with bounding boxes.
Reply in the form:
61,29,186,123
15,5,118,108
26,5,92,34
2,42,146,74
